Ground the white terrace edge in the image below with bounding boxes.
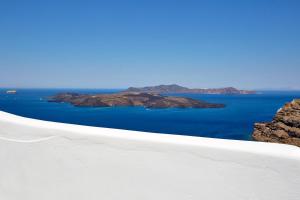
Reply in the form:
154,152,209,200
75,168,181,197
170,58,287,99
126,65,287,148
1,111,300,200
0,111,299,159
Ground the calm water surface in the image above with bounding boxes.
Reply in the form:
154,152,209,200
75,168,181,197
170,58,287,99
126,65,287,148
1,89,300,141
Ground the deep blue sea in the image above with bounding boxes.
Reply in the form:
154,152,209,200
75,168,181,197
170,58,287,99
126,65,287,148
1,89,300,141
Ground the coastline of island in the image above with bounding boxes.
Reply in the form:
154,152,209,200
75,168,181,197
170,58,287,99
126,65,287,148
48,84,258,109
49,92,225,109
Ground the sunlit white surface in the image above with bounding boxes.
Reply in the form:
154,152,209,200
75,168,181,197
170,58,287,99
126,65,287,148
0,111,299,200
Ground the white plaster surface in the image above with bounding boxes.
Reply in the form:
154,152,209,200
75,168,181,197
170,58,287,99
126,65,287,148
0,111,299,200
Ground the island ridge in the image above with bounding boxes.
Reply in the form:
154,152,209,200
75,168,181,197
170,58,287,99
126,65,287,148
49,92,225,109
124,84,256,94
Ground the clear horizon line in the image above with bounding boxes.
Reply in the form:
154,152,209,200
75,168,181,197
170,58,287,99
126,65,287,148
1,86,300,91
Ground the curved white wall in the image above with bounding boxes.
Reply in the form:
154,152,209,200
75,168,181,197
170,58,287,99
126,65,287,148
0,111,299,200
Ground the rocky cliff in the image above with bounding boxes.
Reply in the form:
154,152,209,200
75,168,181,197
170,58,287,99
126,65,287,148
253,99,300,147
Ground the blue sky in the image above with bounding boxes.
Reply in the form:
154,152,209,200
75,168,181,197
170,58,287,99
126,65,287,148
0,0,299,89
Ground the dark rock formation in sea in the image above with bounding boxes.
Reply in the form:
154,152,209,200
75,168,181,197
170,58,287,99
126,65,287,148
49,92,225,109
124,84,256,94
253,99,300,147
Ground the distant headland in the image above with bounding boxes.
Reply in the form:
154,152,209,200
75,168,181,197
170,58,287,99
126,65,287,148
49,92,225,109
124,84,256,94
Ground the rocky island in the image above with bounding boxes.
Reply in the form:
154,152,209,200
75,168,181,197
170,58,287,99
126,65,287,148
49,92,225,109
124,84,256,94
253,99,300,147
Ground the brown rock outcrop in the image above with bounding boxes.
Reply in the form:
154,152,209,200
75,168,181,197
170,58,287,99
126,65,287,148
253,99,300,147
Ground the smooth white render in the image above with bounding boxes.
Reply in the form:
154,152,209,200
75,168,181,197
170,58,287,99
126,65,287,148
0,111,300,200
